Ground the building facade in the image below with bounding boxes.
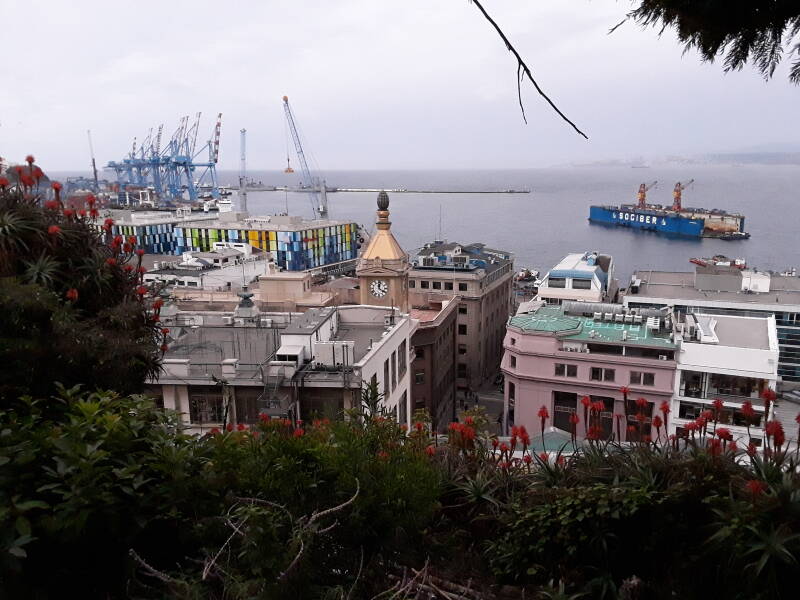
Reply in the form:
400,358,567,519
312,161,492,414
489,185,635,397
670,313,779,447
502,302,677,440
151,298,416,434
409,297,459,431
622,264,800,383
103,208,218,254
536,251,616,304
409,241,514,392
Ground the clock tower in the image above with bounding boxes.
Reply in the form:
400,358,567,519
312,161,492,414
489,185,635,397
356,191,409,312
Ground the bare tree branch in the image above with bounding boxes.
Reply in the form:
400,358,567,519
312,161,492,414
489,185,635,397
469,0,589,139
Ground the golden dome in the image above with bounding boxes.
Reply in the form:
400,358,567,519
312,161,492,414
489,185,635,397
361,192,407,262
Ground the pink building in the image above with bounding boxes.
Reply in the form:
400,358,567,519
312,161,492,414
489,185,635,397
502,303,677,441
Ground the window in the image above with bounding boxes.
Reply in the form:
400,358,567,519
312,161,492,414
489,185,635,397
458,305,467,315
444,282,453,290
510,337,516,345
415,371,425,385
398,391,408,425
630,371,654,386
458,344,467,355
433,281,441,290
591,368,615,382
458,324,467,335
409,280,415,289
398,340,407,377
391,351,397,391
415,347,425,359
188,386,224,424
555,363,577,377
508,381,515,401
570,278,591,290
457,363,467,378
548,277,566,288
421,281,429,289
384,359,390,396
553,391,577,432
510,355,516,368
458,283,468,292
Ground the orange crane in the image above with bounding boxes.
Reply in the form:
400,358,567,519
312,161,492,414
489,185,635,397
637,181,657,209
672,179,694,211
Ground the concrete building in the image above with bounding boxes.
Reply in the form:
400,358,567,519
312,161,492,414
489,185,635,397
622,264,800,383
356,192,410,312
174,212,361,273
670,313,779,447
143,246,273,291
536,251,616,305
409,297,460,431
151,296,416,434
502,301,678,440
409,241,514,393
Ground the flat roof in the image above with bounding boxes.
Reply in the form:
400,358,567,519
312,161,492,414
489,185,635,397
690,314,771,350
283,306,336,335
167,325,277,367
184,214,356,232
331,323,389,362
629,270,800,309
509,305,676,348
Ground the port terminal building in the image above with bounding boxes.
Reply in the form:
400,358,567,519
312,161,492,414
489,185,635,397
622,264,800,384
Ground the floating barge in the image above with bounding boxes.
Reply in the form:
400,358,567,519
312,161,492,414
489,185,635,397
589,181,749,239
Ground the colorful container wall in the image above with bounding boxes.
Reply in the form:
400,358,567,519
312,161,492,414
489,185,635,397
173,223,359,271
109,223,177,254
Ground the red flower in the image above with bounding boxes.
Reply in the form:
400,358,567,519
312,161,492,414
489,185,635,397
591,400,605,413
556,455,566,466
520,432,531,446
795,412,800,425
104,218,115,228
161,328,170,335
464,416,474,426
425,445,435,456
635,397,648,409
524,454,533,464
414,421,424,432
729,440,738,453
708,438,722,457
491,438,499,449
581,395,591,408
747,442,758,456
136,285,148,296
499,442,509,453
258,413,270,422
0,176,9,188
153,299,164,310
78,209,87,218
123,265,134,273
44,200,59,210
236,423,247,431
225,423,233,432
619,386,630,396
127,235,136,245
209,427,220,435
123,243,132,253
48,225,60,235
51,181,62,191
400,424,408,432
745,479,767,498
716,428,733,441
627,425,636,433
741,401,755,420
685,422,698,432
538,405,549,420
89,208,99,219
652,415,663,429
511,425,520,437
765,420,783,439
586,426,603,440
712,398,724,412
63,209,74,218
25,154,35,165
136,248,145,257
65,288,79,302
160,343,168,353
659,401,671,415
86,194,96,206
635,412,646,424
112,235,123,247
462,426,476,441
293,428,304,437
568,413,579,425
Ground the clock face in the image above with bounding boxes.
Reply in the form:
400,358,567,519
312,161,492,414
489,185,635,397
370,279,389,298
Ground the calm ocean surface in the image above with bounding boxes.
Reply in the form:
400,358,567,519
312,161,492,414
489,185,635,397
215,166,799,282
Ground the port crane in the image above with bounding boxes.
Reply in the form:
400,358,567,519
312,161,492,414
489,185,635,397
238,128,248,213
672,179,694,211
282,95,328,219
636,181,658,209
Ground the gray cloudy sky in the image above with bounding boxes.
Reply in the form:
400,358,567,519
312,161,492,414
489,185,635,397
1,0,797,171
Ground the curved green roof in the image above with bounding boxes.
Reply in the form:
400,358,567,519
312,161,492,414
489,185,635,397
509,306,583,334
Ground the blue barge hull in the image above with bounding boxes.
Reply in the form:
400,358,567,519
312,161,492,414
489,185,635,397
589,206,704,237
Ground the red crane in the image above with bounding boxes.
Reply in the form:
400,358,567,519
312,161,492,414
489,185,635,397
636,181,657,209
672,179,694,211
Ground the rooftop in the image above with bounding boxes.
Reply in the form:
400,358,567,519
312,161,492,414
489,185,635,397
687,314,771,350
412,241,513,276
629,269,800,308
185,212,355,232
166,325,278,371
331,323,390,362
508,305,676,348
283,307,337,336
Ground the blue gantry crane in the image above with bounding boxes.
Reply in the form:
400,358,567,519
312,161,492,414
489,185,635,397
282,96,329,219
106,113,222,205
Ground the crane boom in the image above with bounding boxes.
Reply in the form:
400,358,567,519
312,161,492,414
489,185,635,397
282,96,328,219
87,130,99,192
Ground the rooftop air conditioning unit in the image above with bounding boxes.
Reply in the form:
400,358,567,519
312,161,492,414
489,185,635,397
593,312,602,320
222,316,234,326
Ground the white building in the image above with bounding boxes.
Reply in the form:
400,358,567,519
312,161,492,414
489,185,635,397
670,313,779,447
150,297,416,434
537,251,616,304
143,246,274,291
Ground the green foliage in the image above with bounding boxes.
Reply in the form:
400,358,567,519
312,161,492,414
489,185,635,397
626,0,800,83
0,180,162,400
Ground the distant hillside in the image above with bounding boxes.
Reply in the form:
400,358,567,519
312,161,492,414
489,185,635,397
704,152,800,166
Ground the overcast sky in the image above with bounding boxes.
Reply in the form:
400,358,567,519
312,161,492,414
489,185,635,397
1,0,797,171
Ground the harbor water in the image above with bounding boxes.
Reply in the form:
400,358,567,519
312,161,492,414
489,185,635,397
216,164,798,282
